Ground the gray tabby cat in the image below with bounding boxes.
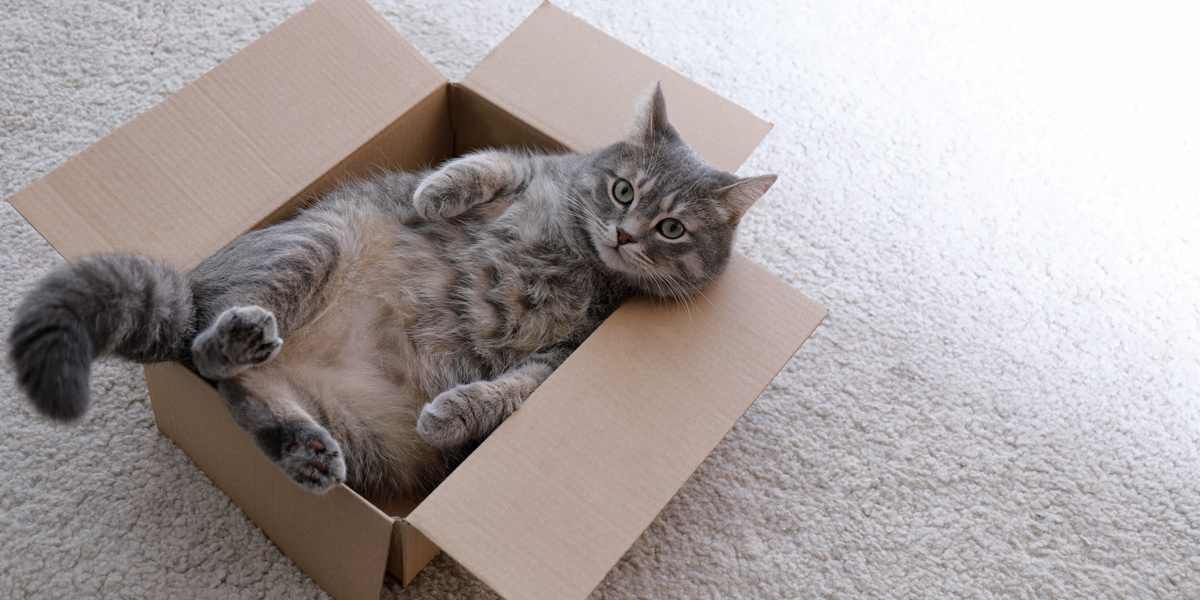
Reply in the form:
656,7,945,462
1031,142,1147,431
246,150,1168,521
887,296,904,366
7,86,775,500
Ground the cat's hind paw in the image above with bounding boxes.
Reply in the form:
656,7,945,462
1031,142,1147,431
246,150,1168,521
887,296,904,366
264,422,347,494
214,306,282,365
193,305,283,379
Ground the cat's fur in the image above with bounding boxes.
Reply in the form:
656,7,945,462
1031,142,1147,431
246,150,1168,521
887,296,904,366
8,86,776,500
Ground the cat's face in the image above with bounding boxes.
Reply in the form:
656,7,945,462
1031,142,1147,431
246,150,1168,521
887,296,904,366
574,85,776,299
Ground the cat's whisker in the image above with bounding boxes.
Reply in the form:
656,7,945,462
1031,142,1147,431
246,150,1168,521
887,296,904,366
563,193,607,232
628,250,654,268
647,273,677,308
562,206,604,235
631,248,655,266
645,269,692,321
666,274,698,321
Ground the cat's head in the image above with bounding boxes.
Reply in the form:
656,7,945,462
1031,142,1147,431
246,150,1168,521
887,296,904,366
573,84,776,299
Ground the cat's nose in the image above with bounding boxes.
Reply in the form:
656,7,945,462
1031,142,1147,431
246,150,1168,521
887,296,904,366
616,228,635,245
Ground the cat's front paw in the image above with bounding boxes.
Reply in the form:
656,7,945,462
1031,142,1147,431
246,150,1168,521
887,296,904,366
271,422,347,494
412,169,471,221
417,383,490,449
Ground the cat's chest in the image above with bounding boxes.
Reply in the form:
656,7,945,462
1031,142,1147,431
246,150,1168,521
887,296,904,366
467,249,598,350
398,198,607,364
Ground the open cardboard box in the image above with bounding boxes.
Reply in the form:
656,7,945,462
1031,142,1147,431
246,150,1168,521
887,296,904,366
7,1,826,598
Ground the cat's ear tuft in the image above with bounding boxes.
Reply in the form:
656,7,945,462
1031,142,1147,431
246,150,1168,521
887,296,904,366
719,174,777,223
628,82,679,146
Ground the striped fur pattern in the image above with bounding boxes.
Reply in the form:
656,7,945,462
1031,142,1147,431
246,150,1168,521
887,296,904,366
7,86,777,500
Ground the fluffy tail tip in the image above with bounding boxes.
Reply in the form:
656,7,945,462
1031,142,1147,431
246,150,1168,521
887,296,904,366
8,320,94,422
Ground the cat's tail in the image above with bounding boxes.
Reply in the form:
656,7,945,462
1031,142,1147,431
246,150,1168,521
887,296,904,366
7,255,195,421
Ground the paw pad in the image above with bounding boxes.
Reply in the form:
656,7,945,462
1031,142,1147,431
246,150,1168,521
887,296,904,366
273,423,346,493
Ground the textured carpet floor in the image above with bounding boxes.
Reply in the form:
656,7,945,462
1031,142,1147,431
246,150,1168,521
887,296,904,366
2,1,1199,598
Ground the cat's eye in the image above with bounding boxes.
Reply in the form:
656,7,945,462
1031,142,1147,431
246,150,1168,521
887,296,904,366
612,178,635,205
657,218,686,239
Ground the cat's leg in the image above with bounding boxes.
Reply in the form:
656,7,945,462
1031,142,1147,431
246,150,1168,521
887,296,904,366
187,214,343,379
416,346,571,449
411,150,530,220
218,377,347,493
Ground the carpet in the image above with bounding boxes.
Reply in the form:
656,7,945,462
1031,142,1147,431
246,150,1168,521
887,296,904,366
2,1,1198,598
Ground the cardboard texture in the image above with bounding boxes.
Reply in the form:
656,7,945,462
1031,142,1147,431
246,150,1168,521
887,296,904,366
6,1,826,598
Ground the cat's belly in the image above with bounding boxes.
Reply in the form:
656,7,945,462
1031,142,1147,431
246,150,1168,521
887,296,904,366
261,202,593,408
240,278,443,497
271,222,432,407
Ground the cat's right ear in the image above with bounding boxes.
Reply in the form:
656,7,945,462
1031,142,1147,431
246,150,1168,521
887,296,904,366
628,82,680,146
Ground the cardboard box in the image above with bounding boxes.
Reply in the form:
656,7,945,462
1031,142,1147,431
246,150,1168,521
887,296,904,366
7,1,826,598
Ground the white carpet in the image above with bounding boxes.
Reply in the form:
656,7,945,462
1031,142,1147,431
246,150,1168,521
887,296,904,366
3,1,1199,598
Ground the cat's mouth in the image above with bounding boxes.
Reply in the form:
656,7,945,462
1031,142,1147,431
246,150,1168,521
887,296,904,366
596,240,629,269
590,230,636,272
593,235,655,280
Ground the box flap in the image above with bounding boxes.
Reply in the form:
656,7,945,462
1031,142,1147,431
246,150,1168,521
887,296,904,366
7,0,445,269
461,3,771,172
408,255,826,599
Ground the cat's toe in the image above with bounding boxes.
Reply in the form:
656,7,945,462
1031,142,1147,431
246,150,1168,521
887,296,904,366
273,424,347,494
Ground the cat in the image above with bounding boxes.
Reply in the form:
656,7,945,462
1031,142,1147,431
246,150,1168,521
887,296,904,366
7,85,776,501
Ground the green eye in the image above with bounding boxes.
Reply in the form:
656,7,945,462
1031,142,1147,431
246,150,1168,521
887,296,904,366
612,178,634,205
657,218,686,239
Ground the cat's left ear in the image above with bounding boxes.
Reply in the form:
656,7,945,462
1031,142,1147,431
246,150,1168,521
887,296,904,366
719,174,777,223
628,82,680,146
